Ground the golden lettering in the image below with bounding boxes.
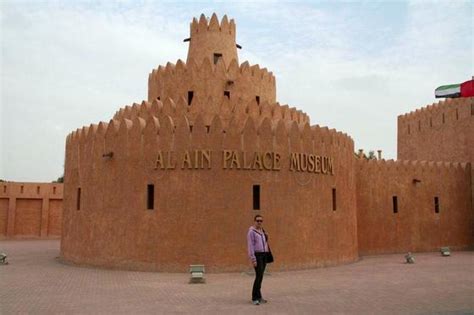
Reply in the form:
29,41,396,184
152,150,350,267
322,156,328,174
300,153,308,171
290,153,300,171
230,151,241,169
223,150,232,169
158,150,332,174
166,151,176,169
155,151,164,170
263,152,272,170
201,150,211,169
273,153,281,170
242,151,252,170
181,151,192,169
315,156,321,173
194,150,199,169
252,152,264,170
308,154,315,172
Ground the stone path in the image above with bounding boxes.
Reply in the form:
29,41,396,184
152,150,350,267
1,240,473,314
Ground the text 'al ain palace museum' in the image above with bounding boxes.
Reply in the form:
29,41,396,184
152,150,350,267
2,14,472,272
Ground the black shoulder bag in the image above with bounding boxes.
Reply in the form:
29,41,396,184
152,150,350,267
263,229,274,264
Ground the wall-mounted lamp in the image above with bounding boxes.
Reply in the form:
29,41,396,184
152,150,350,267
183,38,191,42
102,152,114,159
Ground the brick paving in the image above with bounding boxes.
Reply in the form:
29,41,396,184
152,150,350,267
0,240,473,314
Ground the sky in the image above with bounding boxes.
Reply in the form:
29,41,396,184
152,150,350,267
1,0,472,182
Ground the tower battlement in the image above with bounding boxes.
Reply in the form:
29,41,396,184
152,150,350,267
147,58,276,104
397,97,473,163
190,13,236,35
187,14,238,67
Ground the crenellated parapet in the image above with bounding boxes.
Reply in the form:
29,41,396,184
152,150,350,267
112,97,310,130
397,97,474,162
147,58,276,104
356,158,471,174
68,114,353,164
398,97,473,136
187,13,238,67
190,13,236,36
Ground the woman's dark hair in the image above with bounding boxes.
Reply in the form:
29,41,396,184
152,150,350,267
254,214,263,221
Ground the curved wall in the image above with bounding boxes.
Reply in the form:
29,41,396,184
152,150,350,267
61,115,358,272
148,59,276,105
114,98,309,130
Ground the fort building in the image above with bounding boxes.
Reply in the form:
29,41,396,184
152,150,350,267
57,14,473,272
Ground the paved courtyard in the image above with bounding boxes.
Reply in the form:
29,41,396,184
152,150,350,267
0,240,473,314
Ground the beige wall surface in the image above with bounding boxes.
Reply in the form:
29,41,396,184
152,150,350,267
356,159,473,255
0,198,8,236
398,97,473,163
15,199,42,236
48,200,63,236
397,97,474,238
0,182,63,239
61,115,358,272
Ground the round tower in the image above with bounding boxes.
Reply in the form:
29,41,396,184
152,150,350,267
186,13,238,67
61,13,358,273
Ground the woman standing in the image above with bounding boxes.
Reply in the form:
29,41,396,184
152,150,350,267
247,215,271,305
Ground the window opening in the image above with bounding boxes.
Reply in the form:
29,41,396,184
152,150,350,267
188,91,194,106
77,188,81,210
434,196,440,213
224,91,230,99
256,96,260,105
332,188,337,211
147,184,154,210
213,53,222,64
392,196,398,214
253,185,260,210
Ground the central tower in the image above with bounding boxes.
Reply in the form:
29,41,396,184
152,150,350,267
186,14,238,67
147,13,277,114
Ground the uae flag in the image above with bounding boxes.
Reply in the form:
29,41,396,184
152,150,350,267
435,79,474,98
